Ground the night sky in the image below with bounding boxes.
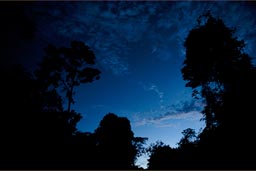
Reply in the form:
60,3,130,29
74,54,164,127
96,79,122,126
3,1,256,168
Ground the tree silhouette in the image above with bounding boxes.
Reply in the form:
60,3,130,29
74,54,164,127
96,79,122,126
0,40,101,169
31,40,101,168
177,128,196,148
182,11,256,168
0,64,83,168
147,12,256,170
147,141,181,169
182,12,253,128
94,113,147,169
35,40,101,112
0,38,151,169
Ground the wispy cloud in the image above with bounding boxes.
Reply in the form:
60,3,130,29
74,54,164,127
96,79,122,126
140,82,165,108
148,84,164,105
100,53,129,76
133,99,204,128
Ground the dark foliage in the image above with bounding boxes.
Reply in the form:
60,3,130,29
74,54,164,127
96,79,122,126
182,12,256,168
147,141,180,169
94,113,148,169
147,12,256,169
0,41,146,169
0,64,82,169
35,40,101,112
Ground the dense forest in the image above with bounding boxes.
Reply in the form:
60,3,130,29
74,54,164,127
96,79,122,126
1,4,256,169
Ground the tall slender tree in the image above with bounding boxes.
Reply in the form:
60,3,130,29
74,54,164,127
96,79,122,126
182,11,254,128
35,40,101,112
182,11,256,167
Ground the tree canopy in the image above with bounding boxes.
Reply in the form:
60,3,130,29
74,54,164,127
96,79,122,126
181,11,256,168
35,40,101,112
146,12,256,170
1,68,147,169
1,40,101,168
94,113,148,169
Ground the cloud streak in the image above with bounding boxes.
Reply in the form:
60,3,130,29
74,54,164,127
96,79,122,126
148,84,164,105
140,82,165,108
133,99,204,128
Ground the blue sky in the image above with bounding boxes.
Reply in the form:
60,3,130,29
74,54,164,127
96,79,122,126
10,1,256,168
